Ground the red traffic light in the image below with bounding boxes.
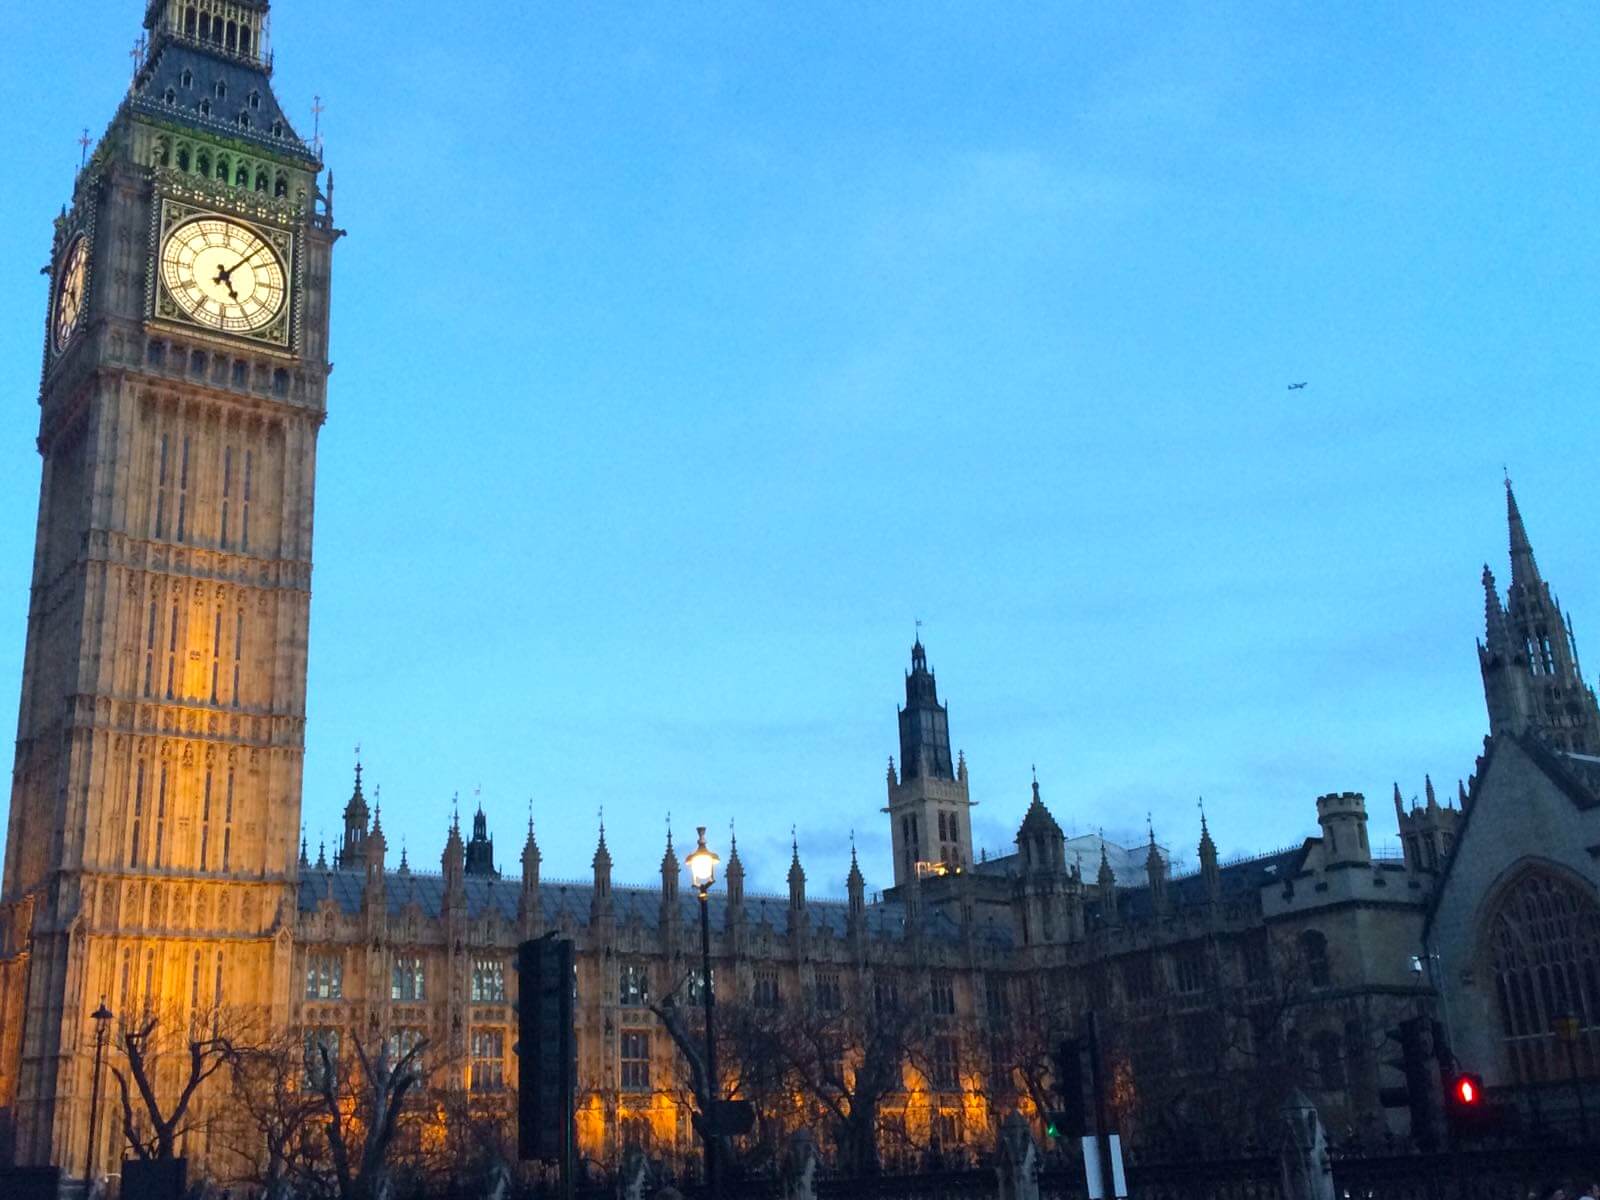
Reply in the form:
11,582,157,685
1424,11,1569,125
1452,1073,1483,1105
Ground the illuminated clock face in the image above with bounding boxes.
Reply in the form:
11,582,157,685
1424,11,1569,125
53,235,88,352
159,216,287,334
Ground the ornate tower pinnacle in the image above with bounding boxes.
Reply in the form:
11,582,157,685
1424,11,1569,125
1477,483,1600,753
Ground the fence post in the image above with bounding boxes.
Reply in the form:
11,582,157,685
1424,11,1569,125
1278,1092,1334,1200
998,1113,1041,1200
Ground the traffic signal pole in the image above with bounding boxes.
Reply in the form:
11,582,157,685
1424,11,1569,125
1086,1011,1115,1196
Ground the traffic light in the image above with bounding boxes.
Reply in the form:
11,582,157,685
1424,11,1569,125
1379,1016,1438,1152
1445,1072,1495,1139
515,935,575,1163
1047,1037,1086,1142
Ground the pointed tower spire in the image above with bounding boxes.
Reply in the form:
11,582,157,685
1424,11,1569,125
592,812,611,893
847,834,866,922
1393,781,1407,823
1506,477,1542,591
660,819,679,906
299,827,309,869
1478,483,1600,753
788,829,806,913
1199,799,1220,902
1145,819,1168,914
519,803,542,934
1425,774,1439,812
1097,839,1118,926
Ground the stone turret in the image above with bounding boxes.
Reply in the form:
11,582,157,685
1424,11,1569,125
887,639,974,885
788,835,808,948
1145,824,1168,915
1097,843,1118,926
464,802,497,878
1394,777,1462,873
366,804,387,887
1315,791,1370,866
442,805,465,896
591,819,613,926
519,812,542,936
341,759,369,871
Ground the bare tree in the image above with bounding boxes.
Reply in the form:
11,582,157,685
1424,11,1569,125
312,1030,429,1200
221,1027,328,1200
110,1010,235,1161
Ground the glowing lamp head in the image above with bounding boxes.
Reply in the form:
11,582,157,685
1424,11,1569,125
686,826,719,893
1454,1076,1479,1105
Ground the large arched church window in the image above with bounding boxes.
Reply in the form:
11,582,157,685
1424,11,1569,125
1488,868,1600,1083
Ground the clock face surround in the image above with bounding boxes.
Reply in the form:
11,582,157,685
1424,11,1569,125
53,234,88,352
159,215,288,335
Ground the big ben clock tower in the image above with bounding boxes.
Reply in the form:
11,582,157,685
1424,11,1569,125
0,0,334,1173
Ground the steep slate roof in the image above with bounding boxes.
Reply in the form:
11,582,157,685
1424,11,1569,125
130,38,319,165
1089,845,1305,925
296,872,998,946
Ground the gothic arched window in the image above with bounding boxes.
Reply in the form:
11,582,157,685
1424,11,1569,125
1490,869,1600,1083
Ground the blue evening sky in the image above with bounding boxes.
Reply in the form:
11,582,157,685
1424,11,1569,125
2,3,1597,897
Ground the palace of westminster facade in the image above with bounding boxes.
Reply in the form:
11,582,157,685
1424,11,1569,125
2,0,1599,1184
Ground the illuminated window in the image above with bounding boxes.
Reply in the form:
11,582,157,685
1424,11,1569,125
620,1030,650,1091
687,967,714,1004
815,971,841,1012
471,1029,505,1092
305,954,343,1000
392,956,425,1002
619,962,649,1007
929,974,955,1016
471,959,506,1003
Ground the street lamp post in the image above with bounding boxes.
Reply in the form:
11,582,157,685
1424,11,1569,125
685,827,720,1200
85,1000,113,1186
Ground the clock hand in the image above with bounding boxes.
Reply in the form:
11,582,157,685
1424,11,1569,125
217,242,271,282
211,266,240,301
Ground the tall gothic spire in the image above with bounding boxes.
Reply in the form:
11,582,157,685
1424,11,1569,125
1478,483,1600,754
897,638,954,781
1506,479,1542,592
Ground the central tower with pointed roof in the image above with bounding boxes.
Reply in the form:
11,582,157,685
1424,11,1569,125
886,639,973,886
